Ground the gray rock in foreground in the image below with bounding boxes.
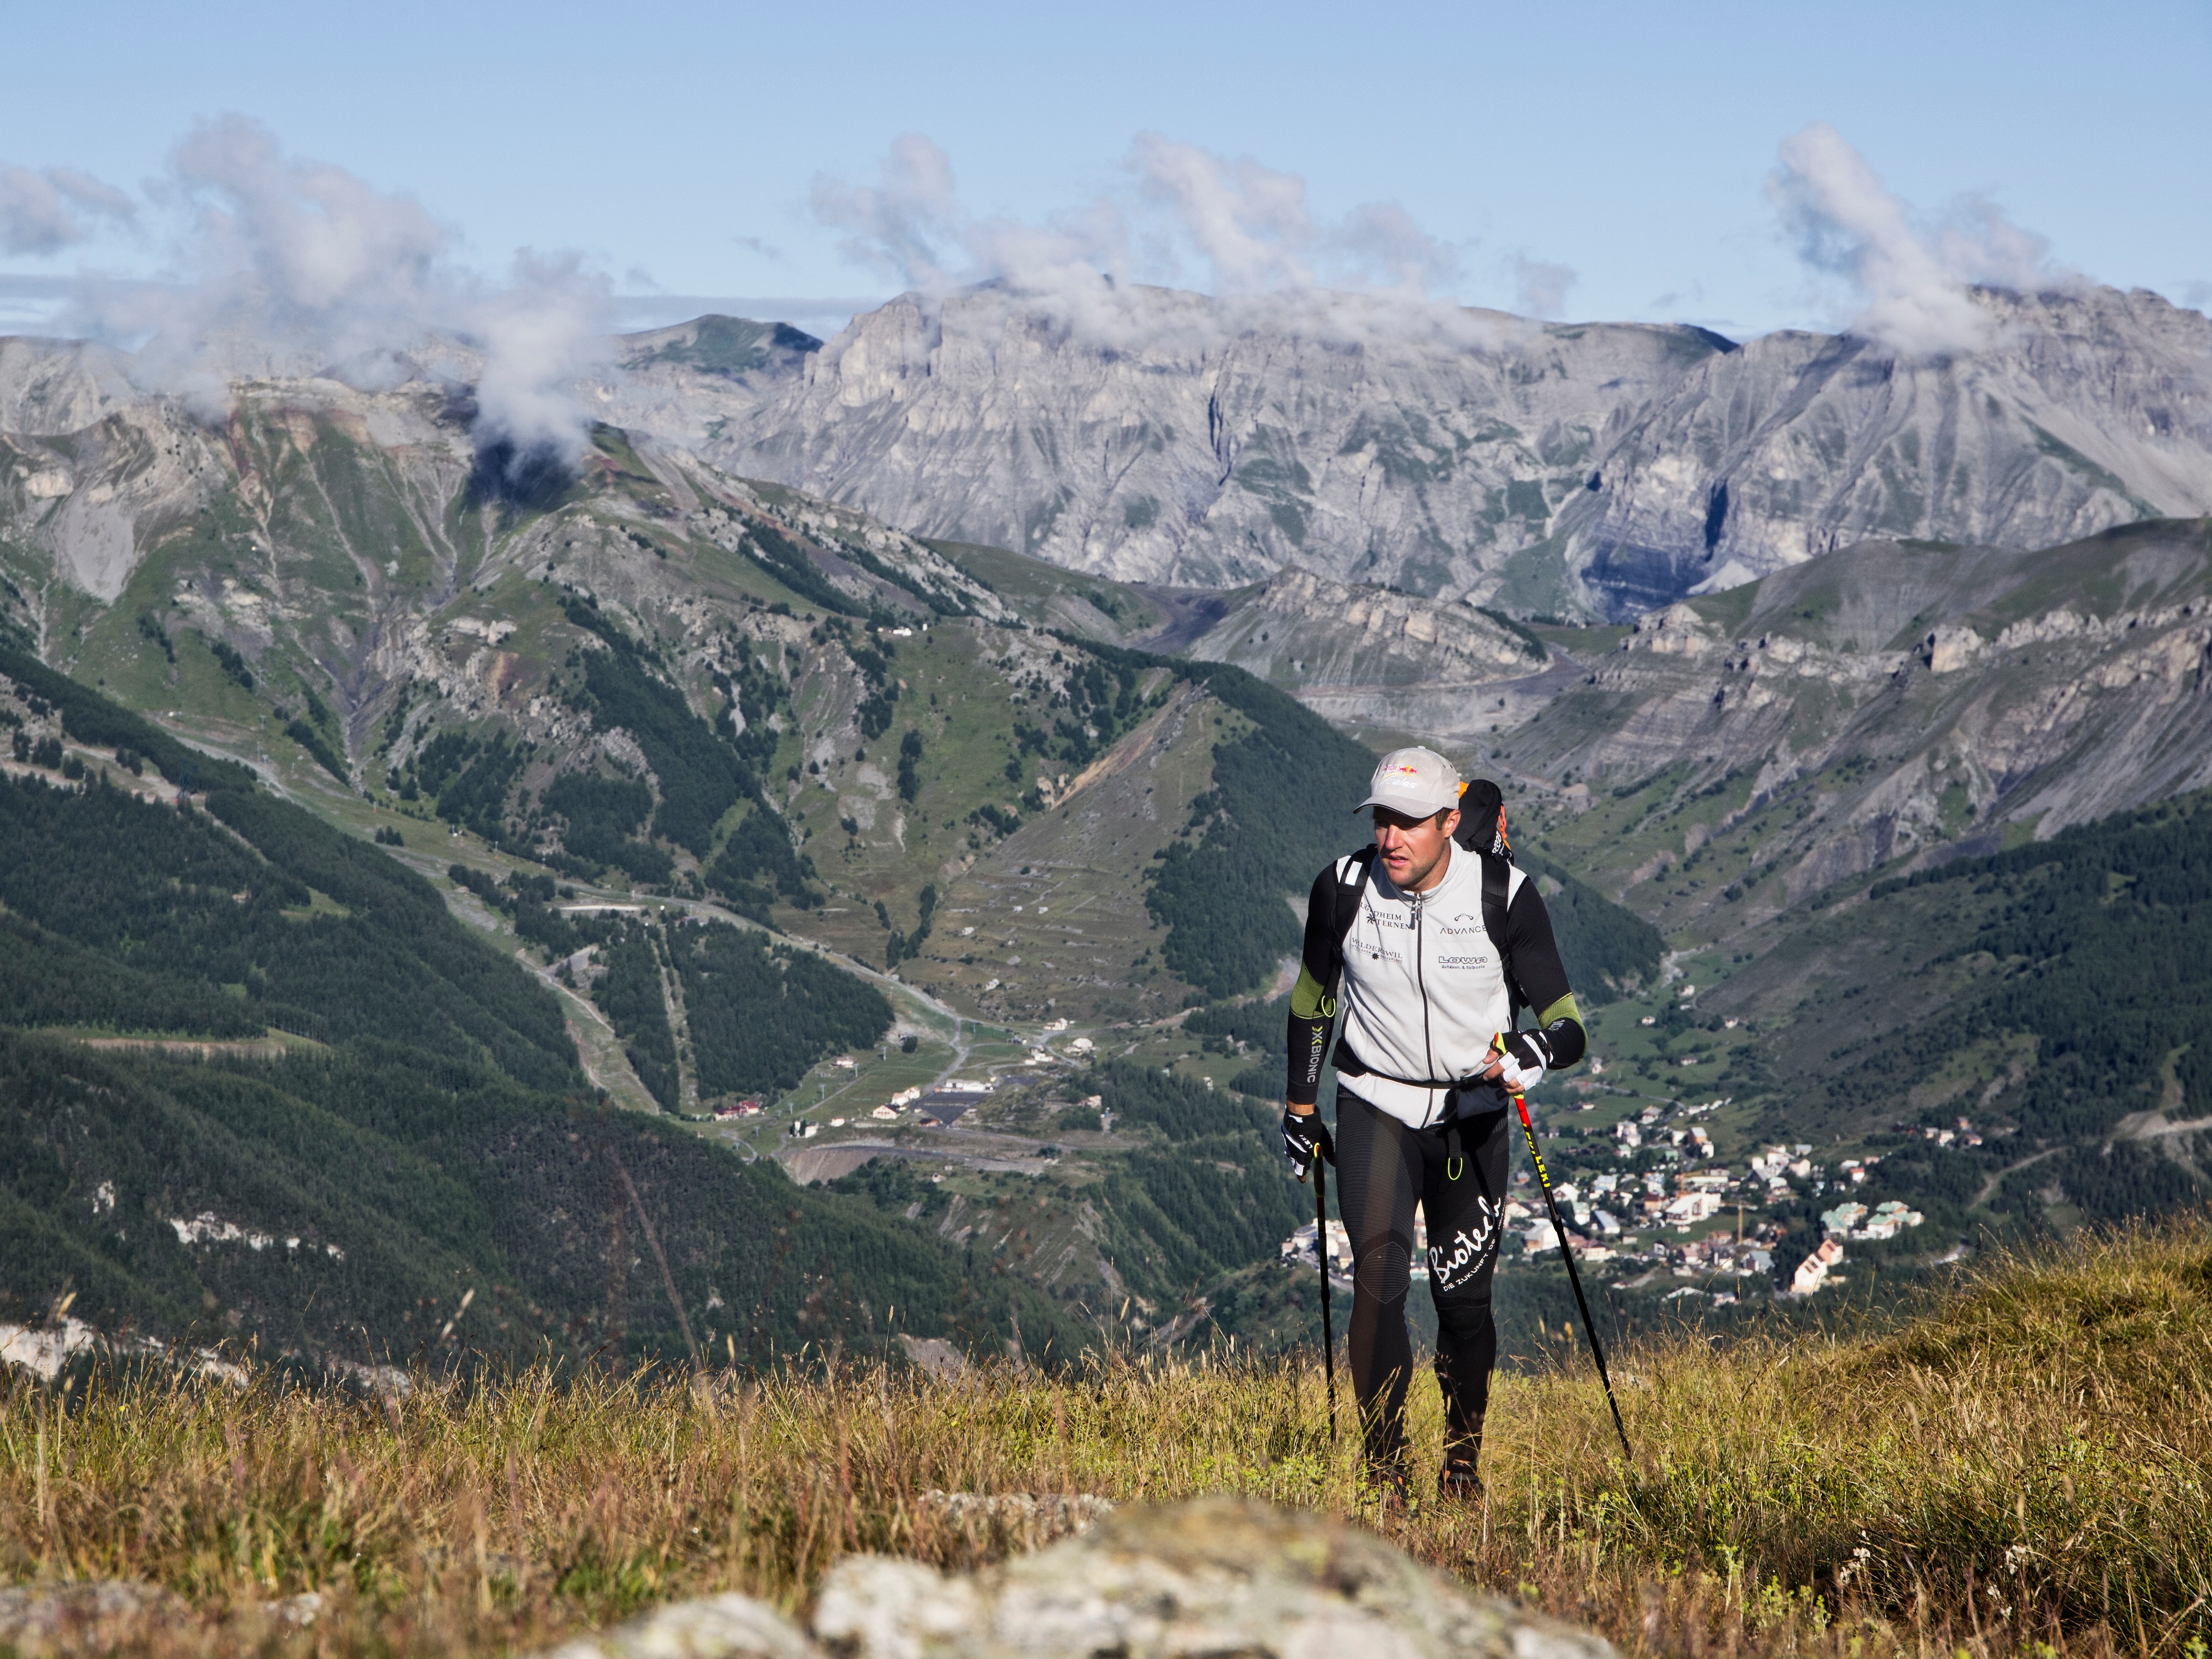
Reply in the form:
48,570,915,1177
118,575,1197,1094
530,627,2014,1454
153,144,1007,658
539,1496,1618,1659
918,1488,1116,1547
541,1591,824,1659
0,1580,190,1654
822,1495,1617,1659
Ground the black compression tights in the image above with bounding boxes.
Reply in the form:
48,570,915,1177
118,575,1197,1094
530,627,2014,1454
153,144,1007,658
1333,1088,1511,1474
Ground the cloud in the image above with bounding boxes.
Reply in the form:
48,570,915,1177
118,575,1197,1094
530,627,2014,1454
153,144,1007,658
1510,255,1577,320
809,132,1491,351
469,250,612,461
1335,201,1460,295
1769,122,2071,357
1128,135,1316,292
68,116,608,467
810,133,968,294
0,163,135,256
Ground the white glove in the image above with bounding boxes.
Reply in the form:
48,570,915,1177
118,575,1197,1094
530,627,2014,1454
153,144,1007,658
1492,1029,1551,1094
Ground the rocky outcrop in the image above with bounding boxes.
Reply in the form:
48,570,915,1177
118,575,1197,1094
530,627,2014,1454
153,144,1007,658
541,1497,1618,1659
1518,521,2212,900
1175,567,1539,686
1154,565,1567,740
675,284,2212,618
1562,289,2212,612
0,337,143,437
0,1579,190,1655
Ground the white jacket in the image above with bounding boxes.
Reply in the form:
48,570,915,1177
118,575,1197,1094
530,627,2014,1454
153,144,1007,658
1335,842,1529,1128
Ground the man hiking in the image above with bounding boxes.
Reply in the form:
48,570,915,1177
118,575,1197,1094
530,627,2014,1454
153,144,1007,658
1280,746,1586,1503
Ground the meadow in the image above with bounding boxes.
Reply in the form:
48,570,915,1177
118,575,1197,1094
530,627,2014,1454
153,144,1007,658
5,1214,2209,1657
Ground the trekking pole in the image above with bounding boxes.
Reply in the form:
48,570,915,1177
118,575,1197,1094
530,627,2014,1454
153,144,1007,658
1300,1153,1338,1444
1510,1082,1634,1463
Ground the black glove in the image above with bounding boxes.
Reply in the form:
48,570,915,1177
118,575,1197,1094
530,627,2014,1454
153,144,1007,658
1282,1107,1335,1177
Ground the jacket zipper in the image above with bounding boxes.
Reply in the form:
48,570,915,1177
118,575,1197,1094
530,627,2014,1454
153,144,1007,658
1410,887,1437,1125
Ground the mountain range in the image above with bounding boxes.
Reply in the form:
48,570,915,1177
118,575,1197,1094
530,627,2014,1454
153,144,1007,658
600,284,2212,618
4,285,2212,1367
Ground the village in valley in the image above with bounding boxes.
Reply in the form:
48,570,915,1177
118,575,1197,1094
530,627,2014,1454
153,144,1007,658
647,929,1957,1339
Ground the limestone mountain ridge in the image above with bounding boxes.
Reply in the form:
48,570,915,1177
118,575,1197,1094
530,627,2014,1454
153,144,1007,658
616,283,2212,620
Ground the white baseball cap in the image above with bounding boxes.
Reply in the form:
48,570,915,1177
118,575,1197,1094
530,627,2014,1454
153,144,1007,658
1355,746,1464,817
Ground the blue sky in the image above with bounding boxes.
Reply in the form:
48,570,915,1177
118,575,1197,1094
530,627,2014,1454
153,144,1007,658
3,0,2207,343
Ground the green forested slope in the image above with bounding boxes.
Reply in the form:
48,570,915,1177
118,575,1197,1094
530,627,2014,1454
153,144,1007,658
675,921,891,1098
1809,791,2212,1223
0,1031,1082,1368
0,769,579,1088
1517,848,1664,1003
0,644,258,795
0,682,1084,1369
1135,658,1375,997
1082,1061,1310,1305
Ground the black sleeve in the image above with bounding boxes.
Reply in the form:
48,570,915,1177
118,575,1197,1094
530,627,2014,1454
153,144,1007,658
1299,862,1340,983
1285,865,1340,1106
1286,1006,1333,1106
1504,878,1587,1068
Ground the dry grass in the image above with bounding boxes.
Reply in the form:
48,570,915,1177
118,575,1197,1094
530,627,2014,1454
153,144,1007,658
5,1214,2211,1658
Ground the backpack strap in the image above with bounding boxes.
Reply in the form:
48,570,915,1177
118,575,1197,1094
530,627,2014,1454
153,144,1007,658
1322,844,1379,1008
1479,849,1528,1022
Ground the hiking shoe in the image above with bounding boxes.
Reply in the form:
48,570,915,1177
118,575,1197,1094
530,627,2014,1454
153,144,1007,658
1363,1461,1415,1515
1438,1461,1486,1504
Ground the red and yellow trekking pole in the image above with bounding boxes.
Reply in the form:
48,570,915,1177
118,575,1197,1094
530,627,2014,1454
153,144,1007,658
1497,1035,1634,1463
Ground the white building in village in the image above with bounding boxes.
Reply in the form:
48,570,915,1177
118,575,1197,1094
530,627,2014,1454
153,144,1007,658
1790,1237,1846,1295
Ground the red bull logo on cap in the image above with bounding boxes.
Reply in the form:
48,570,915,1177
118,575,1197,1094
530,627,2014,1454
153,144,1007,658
1357,745,1463,815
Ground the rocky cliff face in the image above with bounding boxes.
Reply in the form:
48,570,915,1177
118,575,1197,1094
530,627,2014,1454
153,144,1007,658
1564,289,2212,613
0,337,143,437
689,289,1729,609
1149,566,1566,740
1512,521,2212,908
674,284,2212,619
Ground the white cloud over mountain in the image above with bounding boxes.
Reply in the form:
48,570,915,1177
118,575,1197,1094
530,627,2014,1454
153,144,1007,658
1769,122,2074,357
0,165,135,258
808,132,1493,351
16,117,610,468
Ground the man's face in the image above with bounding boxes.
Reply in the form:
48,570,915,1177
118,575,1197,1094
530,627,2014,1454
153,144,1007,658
1372,804,1459,891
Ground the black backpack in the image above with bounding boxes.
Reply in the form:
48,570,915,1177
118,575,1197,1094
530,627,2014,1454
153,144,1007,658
1323,778,1528,1016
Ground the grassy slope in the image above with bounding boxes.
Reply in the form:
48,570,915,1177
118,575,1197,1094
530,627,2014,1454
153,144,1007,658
921,538,1168,641
5,1212,2208,1658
